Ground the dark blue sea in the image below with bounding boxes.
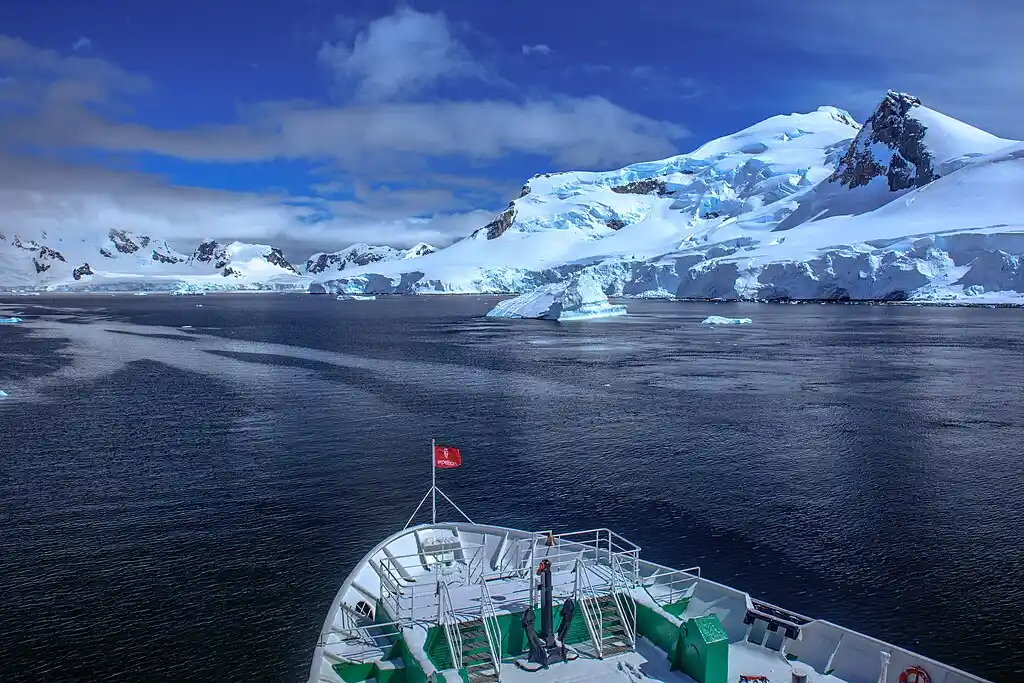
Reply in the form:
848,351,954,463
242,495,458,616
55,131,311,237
1,294,1022,682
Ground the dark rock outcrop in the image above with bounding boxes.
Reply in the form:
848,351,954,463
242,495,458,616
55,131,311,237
109,229,142,254
829,91,936,192
100,248,114,258
306,247,392,274
518,184,532,198
193,240,223,264
474,203,517,240
13,236,37,250
39,246,66,262
222,267,241,277
72,263,94,280
606,218,626,230
33,259,50,273
611,178,670,196
264,247,300,275
305,253,334,274
151,249,182,264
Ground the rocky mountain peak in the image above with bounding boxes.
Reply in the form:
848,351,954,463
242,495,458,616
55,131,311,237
264,247,300,275
192,240,229,269
828,90,936,192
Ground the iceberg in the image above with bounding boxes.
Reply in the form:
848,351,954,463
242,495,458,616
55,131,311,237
487,270,626,321
0,316,24,324
336,294,377,301
0,390,8,398
701,316,752,325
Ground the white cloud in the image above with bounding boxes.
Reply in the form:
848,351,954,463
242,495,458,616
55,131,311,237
4,93,687,170
71,36,92,52
522,44,552,56
0,23,690,255
317,7,480,101
0,152,488,258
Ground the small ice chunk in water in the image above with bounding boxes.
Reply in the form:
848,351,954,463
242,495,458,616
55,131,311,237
0,390,8,398
0,316,24,324
701,315,752,325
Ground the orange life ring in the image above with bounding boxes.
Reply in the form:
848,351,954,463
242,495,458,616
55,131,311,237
899,666,931,683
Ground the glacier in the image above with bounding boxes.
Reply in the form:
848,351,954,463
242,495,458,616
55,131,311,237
486,270,626,321
313,92,1024,304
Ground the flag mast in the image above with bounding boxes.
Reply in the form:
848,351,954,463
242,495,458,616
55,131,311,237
431,438,437,524
402,439,474,529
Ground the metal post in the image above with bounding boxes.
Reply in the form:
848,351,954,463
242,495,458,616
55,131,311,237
877,651,891,683
529,532,536,609
431,439,436,524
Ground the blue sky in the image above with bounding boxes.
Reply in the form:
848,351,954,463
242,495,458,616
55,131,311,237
1,0,1021,257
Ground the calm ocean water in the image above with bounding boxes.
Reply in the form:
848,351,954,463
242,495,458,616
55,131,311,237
1,294,1022,682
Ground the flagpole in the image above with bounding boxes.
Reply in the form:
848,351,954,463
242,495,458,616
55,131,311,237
431,438,436,524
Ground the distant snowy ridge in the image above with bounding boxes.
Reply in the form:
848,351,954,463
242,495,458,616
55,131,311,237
0,227,439,292
314,92,1024,303
0,229,310,291
304,242,436,275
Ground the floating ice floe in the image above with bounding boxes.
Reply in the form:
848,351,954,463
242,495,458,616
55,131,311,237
0,316,24,324
336,294,377,300
0,390,8,398
487,269,626,321
701,315,752,325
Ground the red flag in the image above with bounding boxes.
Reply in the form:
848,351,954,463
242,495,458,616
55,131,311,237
433,445,462,469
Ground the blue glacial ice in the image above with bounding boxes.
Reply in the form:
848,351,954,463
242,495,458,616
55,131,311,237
0,316,24,324
487,269,626,321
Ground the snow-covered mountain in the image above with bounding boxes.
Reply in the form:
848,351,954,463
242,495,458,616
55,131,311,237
316,91,1024,303
0,229,309,291
304,242,436,275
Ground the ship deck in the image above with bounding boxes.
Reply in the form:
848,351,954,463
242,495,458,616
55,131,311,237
312,522,991,683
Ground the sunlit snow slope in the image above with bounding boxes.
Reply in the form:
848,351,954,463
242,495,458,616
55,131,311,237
320,92,1024,302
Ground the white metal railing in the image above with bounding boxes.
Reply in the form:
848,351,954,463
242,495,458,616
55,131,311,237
610,554,637,648
641,563,701,608
378,541,491,624
438,582,463,670
479,580,503,677
321,620,403,664
524,528,640,608
573,557,604,658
